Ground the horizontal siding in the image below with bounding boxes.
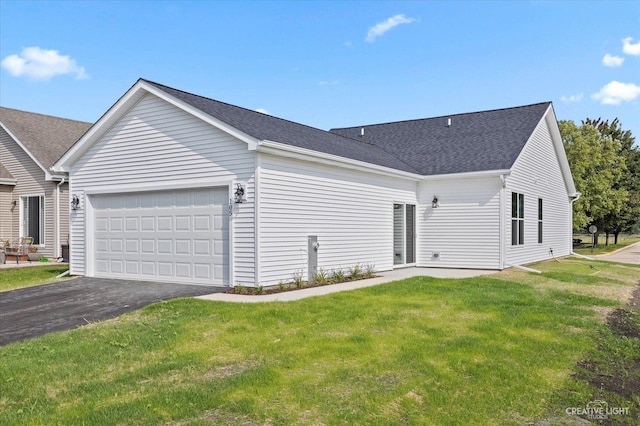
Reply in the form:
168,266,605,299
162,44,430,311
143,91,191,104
506,117,571,266
417,177,502,269
258,153,417,286
0,127,58,258
0,185,12,239
69,94,256,283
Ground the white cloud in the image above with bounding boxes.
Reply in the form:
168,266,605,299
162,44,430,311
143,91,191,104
591,81,640,105
365,14,416,43
256,108,270,115
602,54,624,67
561,93,584,103
622,37,640,55
1,46,88,80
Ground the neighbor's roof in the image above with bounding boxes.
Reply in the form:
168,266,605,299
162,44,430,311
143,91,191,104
330,102,552,176
144,80,421,174
0,107,92,170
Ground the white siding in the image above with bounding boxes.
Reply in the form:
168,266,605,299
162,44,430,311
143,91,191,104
69,94,256,284
506,117,572,266
417,176,502,269
257,153,418,286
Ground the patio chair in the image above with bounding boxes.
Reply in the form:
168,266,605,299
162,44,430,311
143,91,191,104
3,237,34,264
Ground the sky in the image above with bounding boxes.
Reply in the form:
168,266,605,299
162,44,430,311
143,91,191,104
1,1,639,141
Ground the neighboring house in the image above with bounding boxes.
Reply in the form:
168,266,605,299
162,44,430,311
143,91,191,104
53,79,577,286
0,107,92,259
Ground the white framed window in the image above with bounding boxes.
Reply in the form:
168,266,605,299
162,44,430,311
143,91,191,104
20,195,45,245
511,192,524,246
538,198,543,244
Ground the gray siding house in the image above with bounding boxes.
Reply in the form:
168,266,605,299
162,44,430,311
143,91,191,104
53,79,577,286
0,107,91,259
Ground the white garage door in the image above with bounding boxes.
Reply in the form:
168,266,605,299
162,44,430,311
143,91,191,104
92,188,229,285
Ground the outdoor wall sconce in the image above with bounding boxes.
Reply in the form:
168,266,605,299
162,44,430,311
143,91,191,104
11,200,17,207
234,183,246,204
432,195,439,208
71,194,80,210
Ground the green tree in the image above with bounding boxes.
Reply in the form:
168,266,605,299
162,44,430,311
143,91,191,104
583,118,640,243
559,120,628,238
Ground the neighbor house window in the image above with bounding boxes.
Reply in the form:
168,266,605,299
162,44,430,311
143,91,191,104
511,192,524,245
21,195,45,245
538,198,543,244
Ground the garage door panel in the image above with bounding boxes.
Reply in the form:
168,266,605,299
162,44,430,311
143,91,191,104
93,188,229,285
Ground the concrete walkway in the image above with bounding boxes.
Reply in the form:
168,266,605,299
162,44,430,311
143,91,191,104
197,267,496,303
594,241,640,265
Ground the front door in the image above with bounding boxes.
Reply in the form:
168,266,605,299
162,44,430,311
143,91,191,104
393,203,415,266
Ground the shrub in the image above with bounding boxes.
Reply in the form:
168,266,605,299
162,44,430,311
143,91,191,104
292,271,305,289
349,264,361,280
330,268,345,283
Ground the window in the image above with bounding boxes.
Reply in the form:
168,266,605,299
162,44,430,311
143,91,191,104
511,192,524,245
21,195,44,245
538,198,543,244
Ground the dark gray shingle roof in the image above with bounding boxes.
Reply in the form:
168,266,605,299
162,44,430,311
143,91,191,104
144,80,420,174
0,107,92,169
330,102,551,175
144,80,550,176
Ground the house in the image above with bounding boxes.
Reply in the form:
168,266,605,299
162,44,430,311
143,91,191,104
52,79,577,286
1,107,92,260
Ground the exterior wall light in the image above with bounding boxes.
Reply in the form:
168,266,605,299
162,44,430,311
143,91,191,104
432,195,439,208
71,194,80,210
234,183,246,204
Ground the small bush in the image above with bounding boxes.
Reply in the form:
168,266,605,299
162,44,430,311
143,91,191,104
364,263,375,278
330,268,345,283
349,264,361,280
312,268,328,285
255,283,264,295
292,271,305,289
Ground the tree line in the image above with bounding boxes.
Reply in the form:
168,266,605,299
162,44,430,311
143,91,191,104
559,118,640,244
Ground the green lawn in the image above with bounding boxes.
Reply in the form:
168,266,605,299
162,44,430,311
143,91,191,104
0,265,71,292
0,258,638,425
573,233,640,255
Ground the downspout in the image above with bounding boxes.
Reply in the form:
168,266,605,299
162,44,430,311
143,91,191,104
569,192,593,260
55,177,66,259
499,174,507,269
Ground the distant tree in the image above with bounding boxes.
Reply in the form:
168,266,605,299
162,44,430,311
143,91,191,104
583,118,639,244
559,120,628,240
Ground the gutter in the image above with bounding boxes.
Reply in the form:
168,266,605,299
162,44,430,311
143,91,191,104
569,192,594,260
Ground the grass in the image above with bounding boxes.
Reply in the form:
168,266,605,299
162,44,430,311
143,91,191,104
573,233,640,255
0,258,638,424
0,265,71,292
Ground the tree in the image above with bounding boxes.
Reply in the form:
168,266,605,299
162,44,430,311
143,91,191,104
559,120,628,239
583,118,640,244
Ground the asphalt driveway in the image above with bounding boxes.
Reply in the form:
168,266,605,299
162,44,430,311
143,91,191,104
0,277,224,346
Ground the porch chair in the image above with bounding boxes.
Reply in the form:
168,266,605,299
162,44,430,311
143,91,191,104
3,237,34,264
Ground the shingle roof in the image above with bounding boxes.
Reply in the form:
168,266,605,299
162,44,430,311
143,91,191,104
330,102,551,176
144,80,420,174
144,80,550,176
0,107,92,170
0,163,14,180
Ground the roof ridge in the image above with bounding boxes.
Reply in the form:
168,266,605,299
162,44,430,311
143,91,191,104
0,106,91,125
331,101,552,131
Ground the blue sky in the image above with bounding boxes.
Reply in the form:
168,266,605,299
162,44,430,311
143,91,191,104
1,1,639,140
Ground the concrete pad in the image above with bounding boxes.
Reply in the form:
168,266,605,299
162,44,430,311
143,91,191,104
196,267,497,303
595,241,640,265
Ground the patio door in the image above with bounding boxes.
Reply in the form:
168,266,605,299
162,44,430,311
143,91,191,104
393,203,415,266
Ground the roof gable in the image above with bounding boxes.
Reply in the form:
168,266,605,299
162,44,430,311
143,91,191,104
330,103,551,176
0,107,91,174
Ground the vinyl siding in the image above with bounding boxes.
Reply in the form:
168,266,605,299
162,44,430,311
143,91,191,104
0,127,58,258
0,185,13,239
417,176,502,269
69,94,256,283
257,153,418,286
506,116,572,266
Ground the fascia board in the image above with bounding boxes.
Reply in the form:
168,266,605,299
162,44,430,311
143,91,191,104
420,169,512,181
0,121,50,177
544,104,578,196
0,178,17,185
142,83,260,150
257,140,423,181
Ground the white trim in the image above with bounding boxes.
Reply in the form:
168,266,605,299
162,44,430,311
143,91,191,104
392,202,417,268
55,178,65,258
0,178,17,185
19,193,46,247
544,104,577,196
420,169,512,181
83,178,234,195
257,140,423,181
254,154,262,285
